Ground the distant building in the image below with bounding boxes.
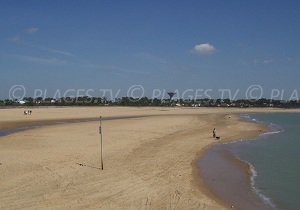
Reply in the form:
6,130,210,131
18,100,26,104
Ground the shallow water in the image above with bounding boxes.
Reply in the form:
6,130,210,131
198,144,273,210
198,113,300,210
234,113,300,210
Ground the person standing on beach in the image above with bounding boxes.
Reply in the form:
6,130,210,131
213,128,216,138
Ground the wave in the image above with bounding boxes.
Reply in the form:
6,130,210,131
237,113,283,209
223,150,278,209
240,114,251,119
245,160,278,209
260,130,281,136
229,113,284,209
261,123,285,137
240,113,285,135
221,138,246,145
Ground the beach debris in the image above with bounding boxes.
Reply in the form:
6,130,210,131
231,204,234,208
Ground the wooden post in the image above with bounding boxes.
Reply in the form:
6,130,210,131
99,116,103,170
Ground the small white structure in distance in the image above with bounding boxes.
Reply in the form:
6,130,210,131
18,100,26,105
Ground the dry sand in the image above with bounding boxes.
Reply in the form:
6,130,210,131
0,107,299,209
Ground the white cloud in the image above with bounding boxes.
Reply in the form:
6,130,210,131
192,43,216,55
17,41,75,57
40,47,75,57
25,27,39,34
14,54,67,65
263,59,273,64
8,28,75,57
8,36,21,43
134,52,167,64
102,65,149,75
253,59,274,65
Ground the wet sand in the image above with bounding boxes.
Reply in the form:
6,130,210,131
198,144,274,210
0,115,148,136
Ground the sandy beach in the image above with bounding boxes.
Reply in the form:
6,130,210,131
0,107,299,209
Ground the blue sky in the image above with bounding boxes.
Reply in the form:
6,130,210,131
1,0,300,99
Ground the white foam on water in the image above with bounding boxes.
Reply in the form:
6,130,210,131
244,160,278,210
260,130,281,136
234,113,284,209
240,114,251,119
221,138,246,145
260,123,284,137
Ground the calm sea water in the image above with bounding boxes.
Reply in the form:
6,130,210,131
228,113,300,210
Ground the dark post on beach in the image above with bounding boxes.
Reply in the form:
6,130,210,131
99,116,104,170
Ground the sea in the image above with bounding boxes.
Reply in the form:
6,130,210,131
198,112,300,210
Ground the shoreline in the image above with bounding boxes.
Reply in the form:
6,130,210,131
192,114,267,209
194,113,275,210
1,107,300,209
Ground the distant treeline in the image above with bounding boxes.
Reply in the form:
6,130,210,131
1,97,300,108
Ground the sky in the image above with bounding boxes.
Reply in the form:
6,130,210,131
1,0,300,100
